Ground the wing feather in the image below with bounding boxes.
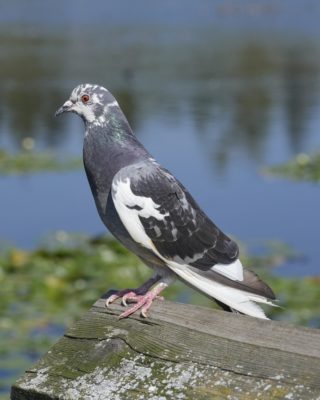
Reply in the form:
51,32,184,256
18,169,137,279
124,163,239,267
112,161,276,308
112,162,239,267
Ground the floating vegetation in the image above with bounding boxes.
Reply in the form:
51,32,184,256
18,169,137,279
0,232,319,396
264,152,320,182
0,150,82,175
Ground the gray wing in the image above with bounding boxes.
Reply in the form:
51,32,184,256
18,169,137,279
123,162,239,269
113,161,275,302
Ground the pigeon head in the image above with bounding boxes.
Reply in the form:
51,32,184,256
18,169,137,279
55,83,118,126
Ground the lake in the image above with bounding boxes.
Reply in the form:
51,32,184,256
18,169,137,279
1,1,320,275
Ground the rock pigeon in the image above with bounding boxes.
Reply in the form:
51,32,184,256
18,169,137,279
56,83,276,319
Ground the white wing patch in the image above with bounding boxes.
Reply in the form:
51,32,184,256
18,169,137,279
212,258,244,281
112,178,168,249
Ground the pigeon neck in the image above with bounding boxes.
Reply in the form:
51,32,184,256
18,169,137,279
84,105,138,145
83,116,149,221
83,115,149,191
85,115,146,157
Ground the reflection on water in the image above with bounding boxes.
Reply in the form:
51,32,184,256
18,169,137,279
1,29,319,157
283,46,320,152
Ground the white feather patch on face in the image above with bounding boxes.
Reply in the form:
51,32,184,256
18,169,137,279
72,102,96,123
112,178,168,249
91,93,104,106
67,84,120,126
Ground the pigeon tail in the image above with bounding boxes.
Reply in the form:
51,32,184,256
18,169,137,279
166,261,277,319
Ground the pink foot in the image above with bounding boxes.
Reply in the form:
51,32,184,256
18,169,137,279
122,292,164,306
105,280,168,319
119,287,165,319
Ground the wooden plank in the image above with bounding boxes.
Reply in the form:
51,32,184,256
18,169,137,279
11,294,320,400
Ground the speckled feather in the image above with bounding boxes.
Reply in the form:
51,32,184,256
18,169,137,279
116,161,239,266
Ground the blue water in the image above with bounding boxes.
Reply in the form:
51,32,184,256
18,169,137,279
0,0,320,278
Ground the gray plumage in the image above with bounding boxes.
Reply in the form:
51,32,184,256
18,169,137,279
56,83,276,319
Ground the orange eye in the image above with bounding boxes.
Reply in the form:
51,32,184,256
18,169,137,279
81,94,90,103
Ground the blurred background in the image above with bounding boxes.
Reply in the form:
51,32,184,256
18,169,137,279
0,0,320,397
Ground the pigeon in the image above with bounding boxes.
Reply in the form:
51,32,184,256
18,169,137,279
55,83,276,319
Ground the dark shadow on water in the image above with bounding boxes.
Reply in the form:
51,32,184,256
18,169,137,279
283,45,320,152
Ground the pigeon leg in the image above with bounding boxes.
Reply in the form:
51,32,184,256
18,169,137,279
119,280,169,319
105,274,161,308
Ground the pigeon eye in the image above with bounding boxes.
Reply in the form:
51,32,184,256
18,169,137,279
81,94,90,103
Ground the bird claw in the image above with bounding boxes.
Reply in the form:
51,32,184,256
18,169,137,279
105,289,133,308
105,294,117,308
121,297,128,307
121,292,141,306
141,309,148,319
117,291,161,319
122,293,164,308
106,280,169,319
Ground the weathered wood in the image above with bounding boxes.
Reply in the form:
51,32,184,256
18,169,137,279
11,293,320,400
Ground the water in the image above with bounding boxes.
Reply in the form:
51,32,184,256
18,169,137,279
1,1,320,278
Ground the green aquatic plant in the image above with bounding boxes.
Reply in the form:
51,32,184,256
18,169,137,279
264,152,320,182
0,150,82,175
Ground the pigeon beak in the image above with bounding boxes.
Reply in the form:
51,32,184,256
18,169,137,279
55,100,73,117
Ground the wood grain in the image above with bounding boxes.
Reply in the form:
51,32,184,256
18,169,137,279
11,294,320,400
